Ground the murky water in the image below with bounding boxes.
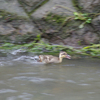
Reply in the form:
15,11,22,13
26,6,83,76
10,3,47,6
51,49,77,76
0,53,100,100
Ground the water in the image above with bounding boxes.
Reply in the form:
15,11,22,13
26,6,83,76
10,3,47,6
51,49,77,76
0,53,100,100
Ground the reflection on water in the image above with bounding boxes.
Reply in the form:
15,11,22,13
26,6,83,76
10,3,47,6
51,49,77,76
0,55,100,100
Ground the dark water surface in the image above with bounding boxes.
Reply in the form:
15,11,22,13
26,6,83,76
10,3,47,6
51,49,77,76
0,57,100,100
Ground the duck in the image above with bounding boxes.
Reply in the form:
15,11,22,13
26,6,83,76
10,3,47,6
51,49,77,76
38,51,71,64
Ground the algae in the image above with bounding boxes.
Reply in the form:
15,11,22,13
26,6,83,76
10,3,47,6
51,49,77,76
44,13,66,24
0,41,100,58
18,0,49,15
29,0,49,15
0,10,29,22
72,0,83,11
0,41,74,54
81,44,100,58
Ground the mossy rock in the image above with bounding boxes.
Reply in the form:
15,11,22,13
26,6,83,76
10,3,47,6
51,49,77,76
72,0,100,13
0,10,40,44
1,42,100,58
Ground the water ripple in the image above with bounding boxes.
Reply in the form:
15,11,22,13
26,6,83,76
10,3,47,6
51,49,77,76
18,72,38,75
0,89,17,94
0,80,5,84
10,49,26,55
77,73,86,75
12,56,44,64
66,80,76,83
0,62,4,66
10,76,55,83
0,61,13,67
87,92,95,94
41,93,54,96
13,55,39,61
18,93,33,99
78,84,91,86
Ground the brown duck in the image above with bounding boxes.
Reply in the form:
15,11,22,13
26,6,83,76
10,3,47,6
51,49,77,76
38,51,71,64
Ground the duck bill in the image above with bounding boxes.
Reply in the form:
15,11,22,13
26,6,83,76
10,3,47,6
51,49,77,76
66,55,71,59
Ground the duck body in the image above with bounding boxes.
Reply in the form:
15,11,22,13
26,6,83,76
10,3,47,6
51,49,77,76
38,51,71,64
39,55,60,63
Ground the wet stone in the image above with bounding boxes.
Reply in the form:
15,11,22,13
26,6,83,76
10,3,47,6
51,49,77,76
0,24,15,35
92,15,100,32
0,0,28,17
19,0,47,13
82,32,99,45
78,0,100,13
32,0,76,18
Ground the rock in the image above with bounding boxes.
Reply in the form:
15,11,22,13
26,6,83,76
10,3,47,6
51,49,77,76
82,32,99,45
0,24,15,35
0,0,42,44
92,15,100,31
0,13,40,43
51,23,100,46
17,22,35,35
32,0,76,18
19,0,44,12
0,50,7,57
78,0,100,13
0,0,28,18
64,34,81,47
0,0,99,47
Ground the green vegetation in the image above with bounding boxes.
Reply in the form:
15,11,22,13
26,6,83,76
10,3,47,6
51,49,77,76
18,0,49,15
29,0,49,15
81,44,100,58
0,42,73,53
0,3,100,59
0,10,29,20
45,13,66,24
74,12,92,28
44,10,92,29
44,4,100,30
72,0,82,11
0,42,100,58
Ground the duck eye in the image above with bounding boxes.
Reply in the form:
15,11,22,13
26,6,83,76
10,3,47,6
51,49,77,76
62,53,66,55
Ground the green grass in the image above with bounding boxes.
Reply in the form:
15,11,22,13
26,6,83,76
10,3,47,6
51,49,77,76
0,42,100,58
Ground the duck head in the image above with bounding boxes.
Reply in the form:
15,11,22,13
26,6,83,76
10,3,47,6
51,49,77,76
59,51,71,59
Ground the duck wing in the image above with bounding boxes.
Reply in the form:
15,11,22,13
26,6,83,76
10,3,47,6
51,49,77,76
39,55,59,63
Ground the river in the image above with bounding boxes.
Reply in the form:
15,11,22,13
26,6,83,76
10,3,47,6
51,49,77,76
0,52,100,100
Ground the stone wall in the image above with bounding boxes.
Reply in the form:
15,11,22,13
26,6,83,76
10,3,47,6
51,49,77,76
0,0,100,47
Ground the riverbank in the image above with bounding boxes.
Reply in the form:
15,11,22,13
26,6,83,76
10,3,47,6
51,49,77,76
0,42,100,59
0,0,100,58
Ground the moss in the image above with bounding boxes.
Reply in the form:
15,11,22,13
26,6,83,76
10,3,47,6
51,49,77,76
18,0,49,15
0,35,11,43
81,44,100,58
0,42,74,54
93,5,100,13
0,42,100,58
14,34,35,44
44,13,66,24
29,0,49,15
0,10,29,21
72,0,83,11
